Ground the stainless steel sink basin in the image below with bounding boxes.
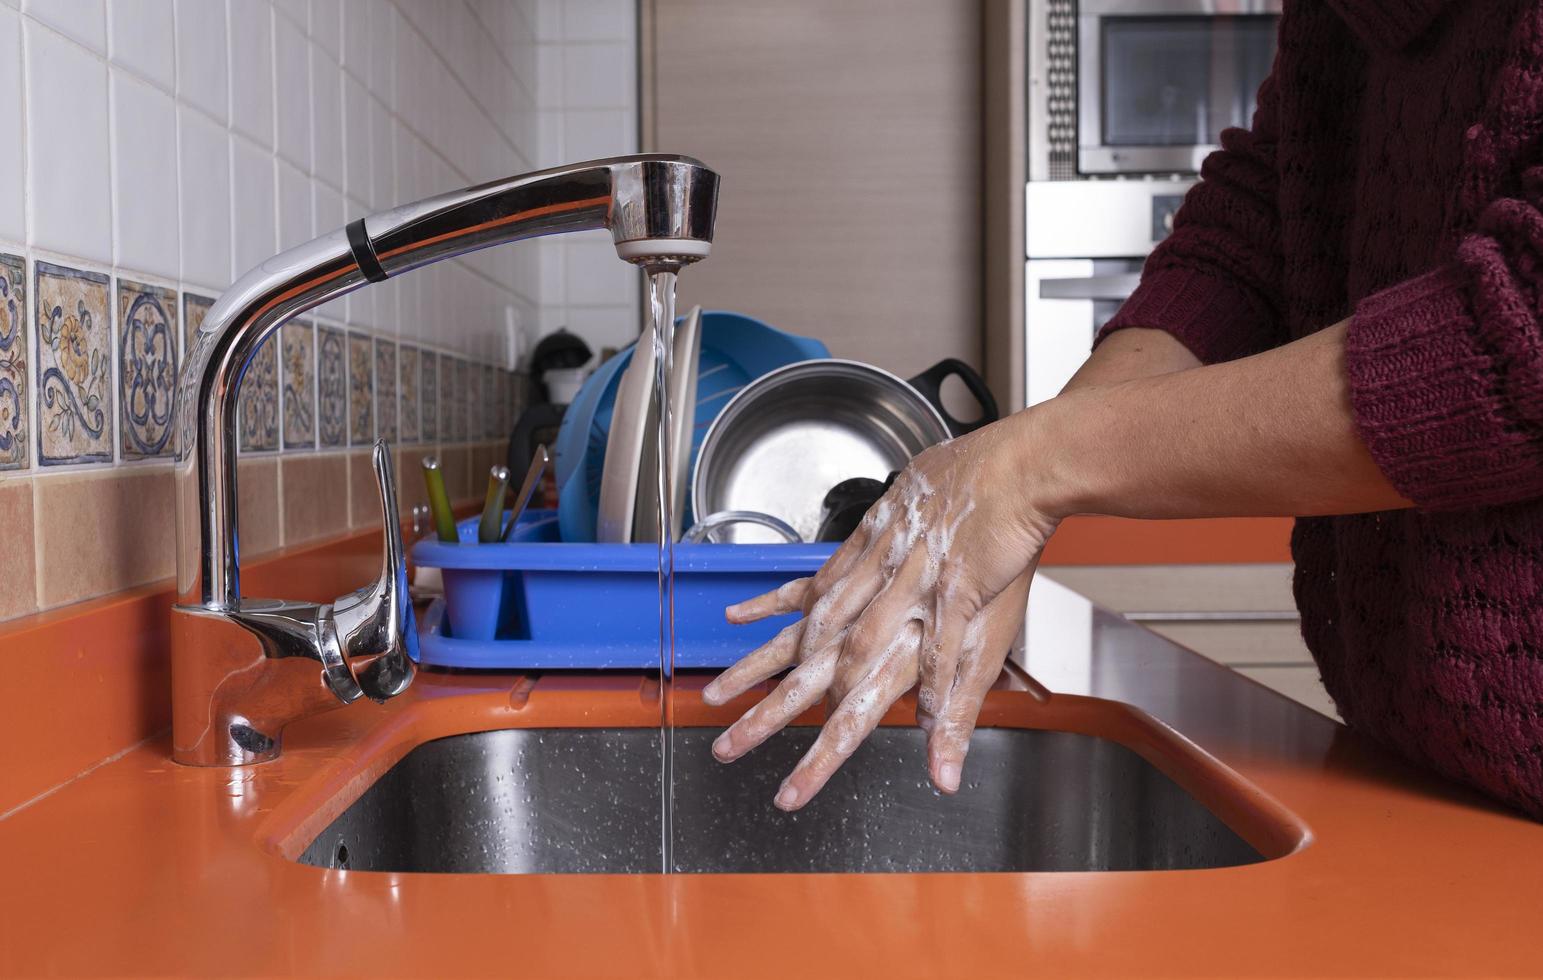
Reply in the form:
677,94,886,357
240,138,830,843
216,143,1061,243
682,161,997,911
297,727,1263,874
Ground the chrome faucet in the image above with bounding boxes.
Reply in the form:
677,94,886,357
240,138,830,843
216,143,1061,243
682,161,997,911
171,155,720,765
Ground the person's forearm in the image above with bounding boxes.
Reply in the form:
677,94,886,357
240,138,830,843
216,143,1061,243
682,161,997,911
1060,327,1202,393
1026,320,1412,520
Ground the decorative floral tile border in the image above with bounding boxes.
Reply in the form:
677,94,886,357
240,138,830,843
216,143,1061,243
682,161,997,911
238,333,279,452
478,363,492,439
183,293,214,363
0,254,27,470
375,338,397,443
35,262,113,466
347,331,373,445
399,345,421,444
421,349,438,442
282,321,315,450
117,279,178,460
317,325,347,448
5,255,523,475
452,357,468,443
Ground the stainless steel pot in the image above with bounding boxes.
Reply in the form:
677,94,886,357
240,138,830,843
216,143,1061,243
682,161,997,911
691,359,956,543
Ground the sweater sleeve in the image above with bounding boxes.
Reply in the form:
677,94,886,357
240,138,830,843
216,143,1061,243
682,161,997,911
1096,74,1286,365
1346,164,1543,511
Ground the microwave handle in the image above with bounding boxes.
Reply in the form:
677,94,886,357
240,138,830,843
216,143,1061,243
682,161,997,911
1038,273,1142,303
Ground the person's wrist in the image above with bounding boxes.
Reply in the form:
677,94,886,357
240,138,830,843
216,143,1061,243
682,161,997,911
1006,395,1093,525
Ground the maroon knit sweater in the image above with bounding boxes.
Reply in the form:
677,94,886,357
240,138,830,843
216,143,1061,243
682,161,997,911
1101,0,1543,818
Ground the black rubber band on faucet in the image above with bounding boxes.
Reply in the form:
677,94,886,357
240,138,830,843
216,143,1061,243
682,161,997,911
346,218,389,283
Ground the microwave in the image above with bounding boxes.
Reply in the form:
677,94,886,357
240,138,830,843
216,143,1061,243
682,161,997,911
1029,0,1282,179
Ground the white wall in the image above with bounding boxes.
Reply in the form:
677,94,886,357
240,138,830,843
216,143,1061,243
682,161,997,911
0,0,640,370
532,0,642,359
0,0,643,620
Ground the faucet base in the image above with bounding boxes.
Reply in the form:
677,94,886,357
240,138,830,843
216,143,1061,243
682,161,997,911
170,602,345,767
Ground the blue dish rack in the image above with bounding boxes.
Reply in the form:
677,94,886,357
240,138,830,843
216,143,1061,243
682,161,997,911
411,511,836,670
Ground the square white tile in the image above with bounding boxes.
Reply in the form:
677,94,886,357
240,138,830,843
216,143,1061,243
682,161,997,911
273,0,306,30
368,0,394,103
276,160,311,250
310,0,339,58
532,0,560,43
228,0,274,148
177,105,230,289
174,0,226,123
561,108,634,162
535,43,562,109
537,238,564,309
273,10,311,171
230,136,276,281
0,8,23,242
340,0,368,81
310,46,342,189
561,41,633,110
565,238,636,306
112,70,179,278
342,73,370,204
108,0,174,90
26,22,112,263
25,0,105,52
369,99,393,207
536,109,563,167
561,0,633,43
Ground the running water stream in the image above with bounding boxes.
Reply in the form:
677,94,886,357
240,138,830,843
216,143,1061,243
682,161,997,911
646,269,678,874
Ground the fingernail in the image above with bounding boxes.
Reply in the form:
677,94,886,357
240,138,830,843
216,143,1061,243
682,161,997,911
701,682,721,705
775,784,800,810
712,733,733,759
938,762,961,793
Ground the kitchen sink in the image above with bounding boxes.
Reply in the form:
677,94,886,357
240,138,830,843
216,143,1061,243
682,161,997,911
296,726,1264,874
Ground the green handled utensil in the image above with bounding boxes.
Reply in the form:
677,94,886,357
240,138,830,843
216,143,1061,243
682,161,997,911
420,456,459,542
478,465,511,543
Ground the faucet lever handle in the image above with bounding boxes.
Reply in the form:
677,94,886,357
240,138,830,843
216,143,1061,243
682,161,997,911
371,439,406,598
330,439,417,701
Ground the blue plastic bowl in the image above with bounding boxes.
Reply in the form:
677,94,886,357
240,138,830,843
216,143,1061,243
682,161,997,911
553,311,830,544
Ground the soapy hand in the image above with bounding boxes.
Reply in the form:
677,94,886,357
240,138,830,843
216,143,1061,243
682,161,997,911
701,418,1055,810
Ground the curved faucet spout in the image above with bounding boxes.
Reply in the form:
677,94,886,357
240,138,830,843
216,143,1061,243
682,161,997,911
169,154,720,766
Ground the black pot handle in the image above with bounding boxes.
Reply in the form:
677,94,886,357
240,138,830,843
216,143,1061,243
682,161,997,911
907,358,999,436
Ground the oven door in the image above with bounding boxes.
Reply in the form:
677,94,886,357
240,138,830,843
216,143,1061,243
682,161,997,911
1078,0,1281,176
1024,258,1143,407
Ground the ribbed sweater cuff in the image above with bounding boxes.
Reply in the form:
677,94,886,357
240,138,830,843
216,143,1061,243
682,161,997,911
1346,264,1543,510
1096,265,1277,366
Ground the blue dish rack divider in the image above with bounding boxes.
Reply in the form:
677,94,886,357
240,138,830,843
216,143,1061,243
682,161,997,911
411,510,837,669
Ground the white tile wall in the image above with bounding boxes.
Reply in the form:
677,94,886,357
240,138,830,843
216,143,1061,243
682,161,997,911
1,0,655,622
309,0,338,60
110,69,178,278
173,0,225,122
273,11,311,171
25,0,105,53
227,0,274,149
0,7,24,243
3,0,639,405
533,2,641,354
230,135,276,280
176,104,230,289
25,18,112,263
275,159,310,251
108,0,174,91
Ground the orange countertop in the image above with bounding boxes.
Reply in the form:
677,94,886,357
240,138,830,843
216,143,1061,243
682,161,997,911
2,579,1541,978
